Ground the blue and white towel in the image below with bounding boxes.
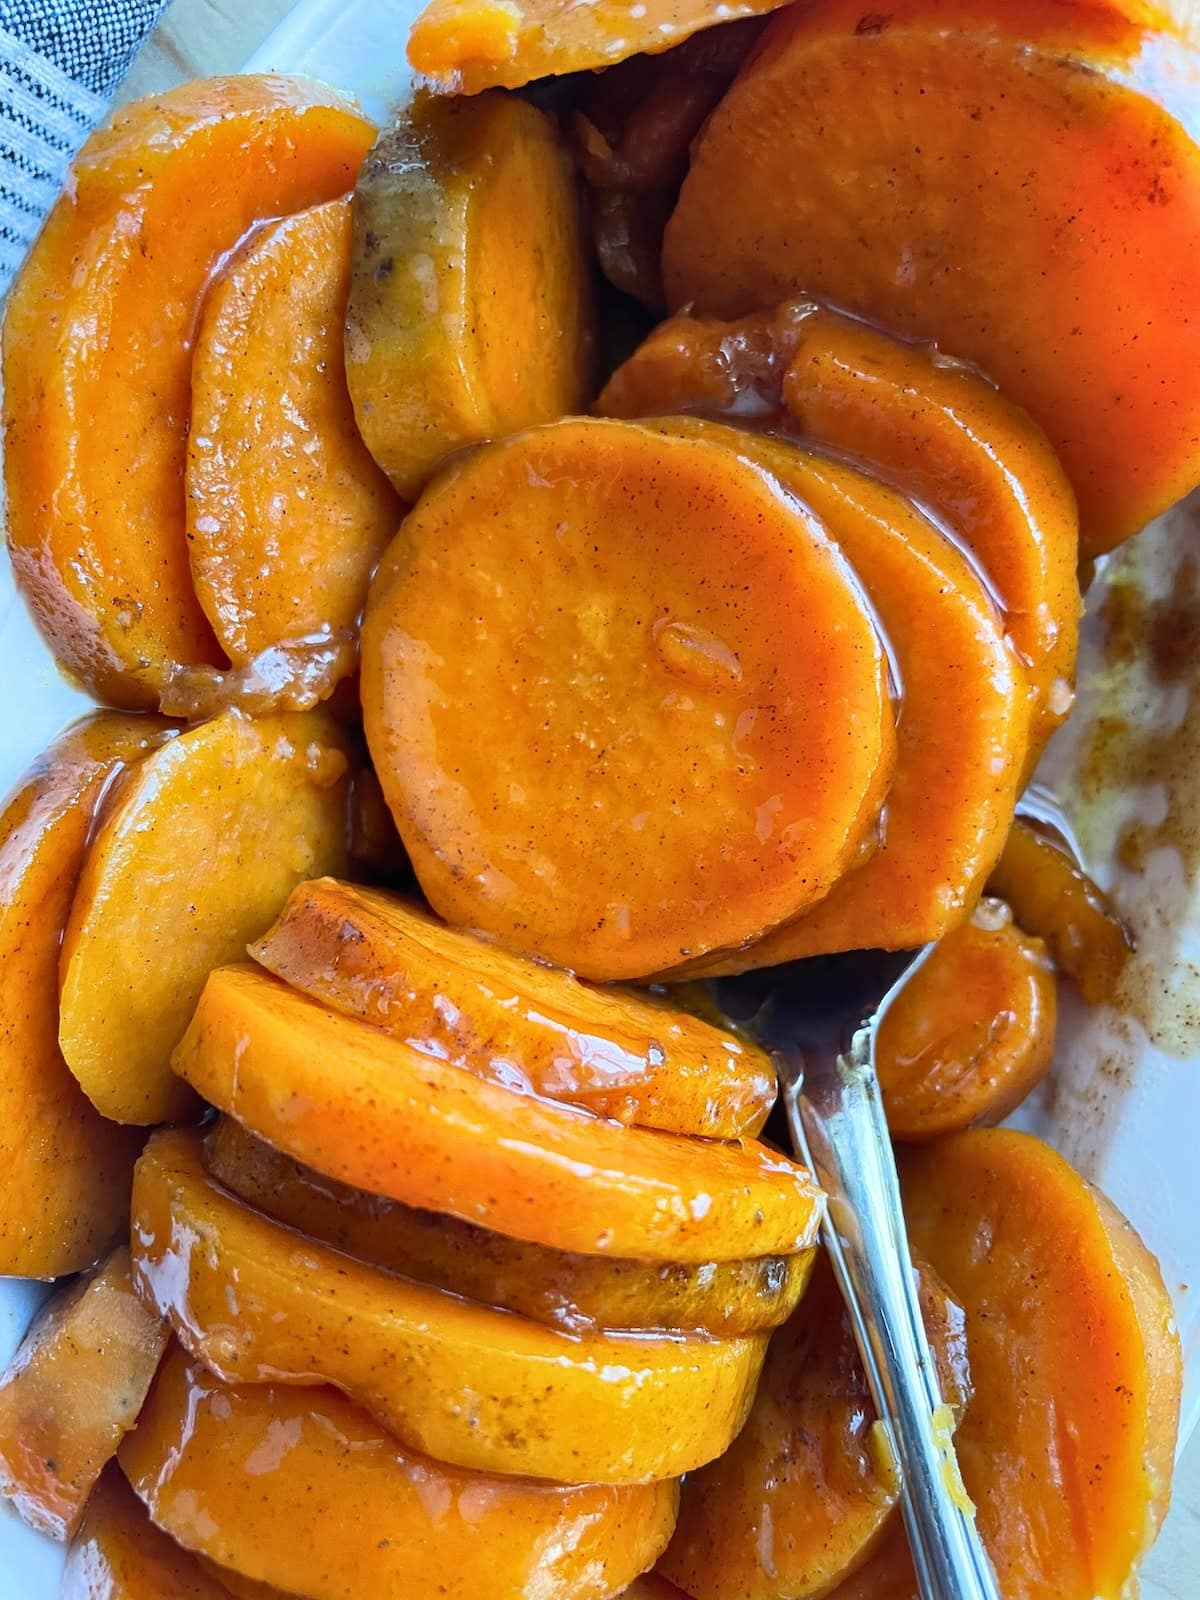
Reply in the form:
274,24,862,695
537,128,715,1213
0,0,170,292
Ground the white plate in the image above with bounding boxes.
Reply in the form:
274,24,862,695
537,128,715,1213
1,0,1198,1591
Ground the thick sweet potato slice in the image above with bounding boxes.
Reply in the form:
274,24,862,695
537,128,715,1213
636,421,1026,969
2,76,375,707
134,1130,766,1482
0,1250,167,1540
876,903,1056,1140
252,878,775,1136
58,710,353,1125
781,307,1081,758
63,1467,241,1600
203,1119,814,1336
0,713,172,1278
987,818,1131,1003
347,92,593,501
173,965,824,1261
661,1252,971,1600
362,416,896,978
186,197,400,695
663,0,1200,554
851,1130,1180,1600
408,0,788,90
121,1344,678,1600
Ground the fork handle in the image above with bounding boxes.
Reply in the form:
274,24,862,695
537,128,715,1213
781,1034,1002,1600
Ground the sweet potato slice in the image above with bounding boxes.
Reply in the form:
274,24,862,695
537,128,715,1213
876,902,1057,1140
362,416,896,978
663,0,1200,554
861,1130,1180,1600
781,307,1081,758
252,878,775,1136
2,76,375,707
58,710,353,1125
0,1249,167,1540
135,1129,767,1482
63,1467,241,1600
347,91,593,501
186,197,401,695
173,965,824,1262
203,1119,814,1336
121,1344,678,1600
661,1253,972,1600
0,713,172,1278
986,818,1132,1003
408,0,788,90
635,421,1026,969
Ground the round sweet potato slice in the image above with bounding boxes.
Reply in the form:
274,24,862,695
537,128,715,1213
186,196,401,696
2,76,375,707
0,1249,167,1541
663,0,1200,554
361,416,896,978
58,710,354,1125
0,713,172,1278
251,877,775,1136
876,902,1057,1140
172,964,824,1262
347,91,594,501
121,1344,678,1600
203,1118,814,1336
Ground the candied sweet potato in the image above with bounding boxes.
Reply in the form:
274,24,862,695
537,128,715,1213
638,421,1026,969
0,1250,167,1540
173,965,824,1262
121,1344,678,1600
663,0,1200,554
2,76,375,707
134,1130,766,1482
0,714,171,1278
347,92,594,501
186,197,400,692
408,0,788,90
875,903,1057,1140
987,818,1132,1003
660,1253,971,1600
58,710,353,1124
62,1466,240,1600
203,1118,814,1336
251,878,775,1136
362,417,896,978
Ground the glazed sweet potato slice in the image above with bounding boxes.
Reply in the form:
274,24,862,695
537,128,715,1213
122,1344,678,1600
638,421,1026,969
173,965,824,1261
63,1467,244,1600
408,0,788,89
135,1129,767,1482
0,713,172,1278
781,307,1081,758
58,710,353,1125
663,0,1200,555
0,1250,167,1540
347,91,593,501
203,1119,814,1336
252,878,775,1135
882,1130,1180,1600
2,76,375,707
661,1253,971,1600
362,416,896,978
875,902,1057,1140
186,197,401,696
987,818,1132,1003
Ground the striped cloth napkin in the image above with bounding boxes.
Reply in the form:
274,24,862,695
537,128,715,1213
0,0,170,293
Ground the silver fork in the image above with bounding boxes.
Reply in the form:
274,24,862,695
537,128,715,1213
715,950,1003,1600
